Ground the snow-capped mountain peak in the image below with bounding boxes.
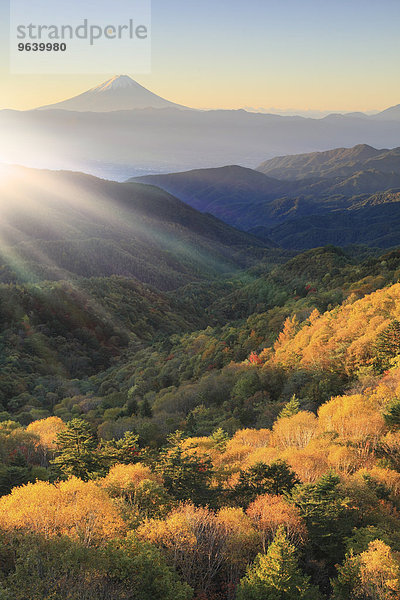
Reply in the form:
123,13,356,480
37,75,190,112
91,75,138,93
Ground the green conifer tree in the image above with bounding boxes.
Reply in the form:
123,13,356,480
374,320,400,373
52,418,98,480
234,460,299,506
279,395,301,419
236,526,321,600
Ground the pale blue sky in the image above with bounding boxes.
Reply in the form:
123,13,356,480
1,0,400,110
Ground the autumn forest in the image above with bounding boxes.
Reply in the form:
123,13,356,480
1,225,400,599
3,0,400,593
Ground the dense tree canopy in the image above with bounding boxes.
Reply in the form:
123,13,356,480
1,247,400,598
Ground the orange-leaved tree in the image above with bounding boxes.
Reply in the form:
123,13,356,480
247,493,307,552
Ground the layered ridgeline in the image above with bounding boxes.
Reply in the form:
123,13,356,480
0,165,267,288
4,77,400,176
133,144,400,249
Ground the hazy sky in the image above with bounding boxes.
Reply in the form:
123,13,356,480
1,0,400,112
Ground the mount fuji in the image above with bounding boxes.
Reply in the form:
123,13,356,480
37,75,191,112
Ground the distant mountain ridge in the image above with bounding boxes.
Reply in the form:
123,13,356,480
38,75,190,112
35,75,400,120
132,165,286,220
373,104,400,121
256,144,400,180
131,146,400,227
4,101,400,177
131,144,400,250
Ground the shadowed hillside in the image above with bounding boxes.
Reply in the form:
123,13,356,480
0,166,268,289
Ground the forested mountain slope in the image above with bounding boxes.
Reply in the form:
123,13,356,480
0,166,268,288
1,249,400,599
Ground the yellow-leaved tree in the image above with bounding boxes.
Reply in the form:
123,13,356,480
26,416,66,465
0,477,125,545
334,539,400,599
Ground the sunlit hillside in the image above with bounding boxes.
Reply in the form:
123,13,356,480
1,245,400,597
